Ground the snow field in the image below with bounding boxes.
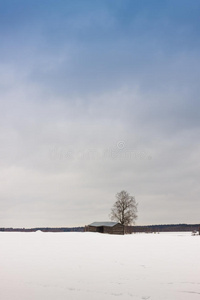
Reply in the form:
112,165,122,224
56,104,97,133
0,231,200,300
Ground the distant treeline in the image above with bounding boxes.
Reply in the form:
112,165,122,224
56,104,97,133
131,224,200,233
0,224,199,233
0,227,84,232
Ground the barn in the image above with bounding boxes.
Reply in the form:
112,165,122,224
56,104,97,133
86,222,124,235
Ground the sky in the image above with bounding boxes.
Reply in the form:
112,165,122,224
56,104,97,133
0,0,200,227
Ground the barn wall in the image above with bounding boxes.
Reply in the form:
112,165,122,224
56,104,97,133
85,224,124,235
103,226,113,234
112,224,124,235
86,226,97,232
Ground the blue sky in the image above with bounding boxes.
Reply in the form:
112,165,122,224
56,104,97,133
0,0,200,227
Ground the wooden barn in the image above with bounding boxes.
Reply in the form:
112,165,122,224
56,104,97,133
85,222,124,235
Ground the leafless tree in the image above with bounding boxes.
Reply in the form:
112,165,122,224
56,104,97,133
110,190,138,226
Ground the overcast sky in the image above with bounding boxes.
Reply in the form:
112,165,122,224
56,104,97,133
0,0,200,227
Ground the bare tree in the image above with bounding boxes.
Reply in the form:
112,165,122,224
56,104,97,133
110,190,138,226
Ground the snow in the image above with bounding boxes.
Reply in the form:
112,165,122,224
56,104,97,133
0,231,200,300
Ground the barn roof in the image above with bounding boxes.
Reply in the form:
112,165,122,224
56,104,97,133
89,222,119,227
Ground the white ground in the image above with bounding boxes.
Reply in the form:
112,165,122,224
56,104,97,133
0,231,200,300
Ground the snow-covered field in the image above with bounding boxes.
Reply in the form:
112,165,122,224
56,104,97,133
0,231,199,300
